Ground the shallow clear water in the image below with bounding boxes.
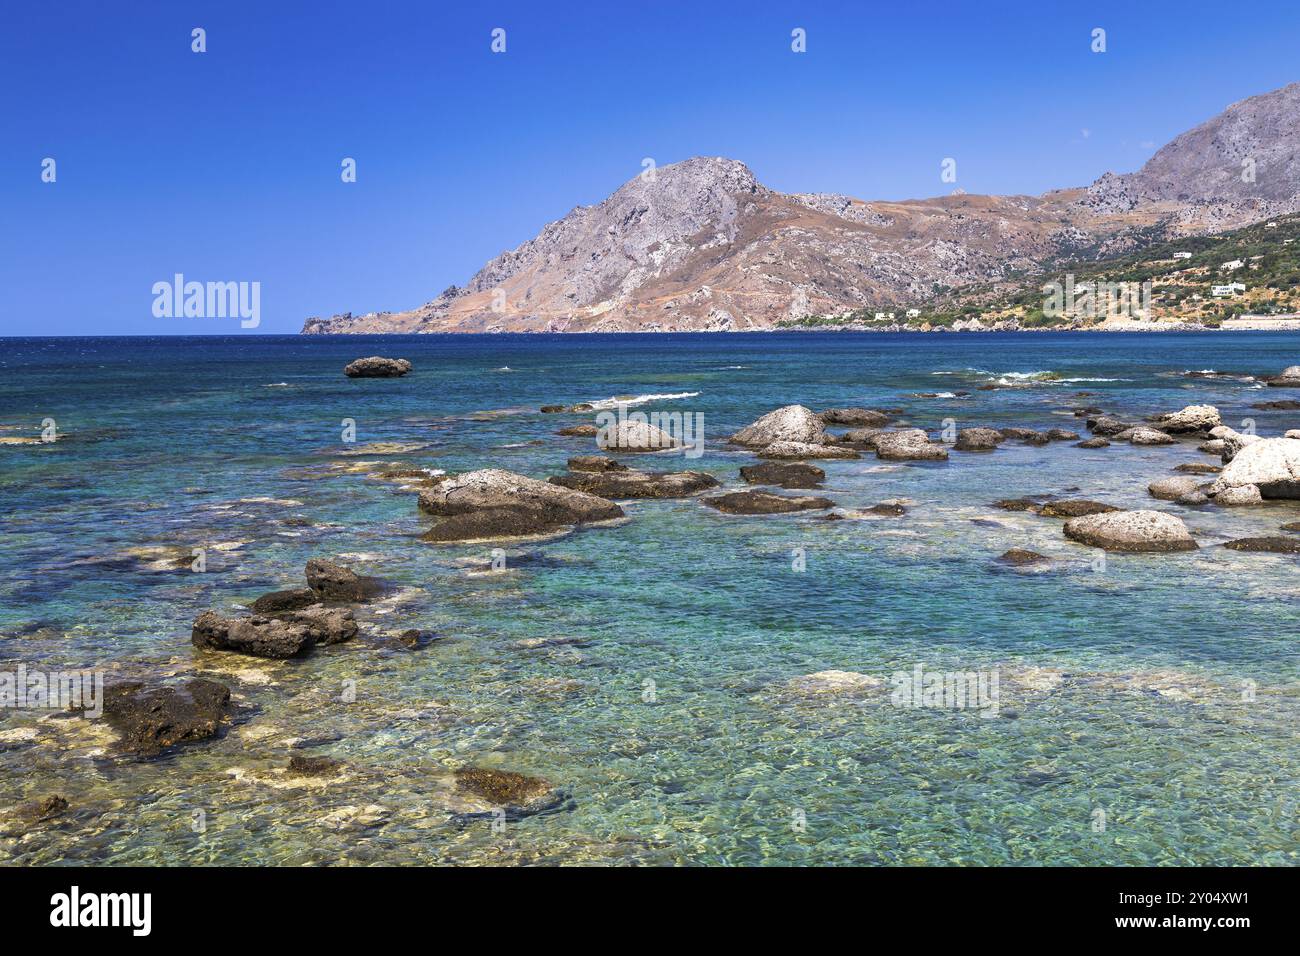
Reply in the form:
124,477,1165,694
0,332,1297,865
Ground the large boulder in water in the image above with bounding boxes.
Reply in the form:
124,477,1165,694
1147,476,1205,502
1150,404,1221,435
731,405,826,447
344,356,411,378
953,427,1004,451
1263,365,1300,387
418,469,623,541
192,610,316,658
1210,437,1300,500
1063,510,1198,552
874,429,948,461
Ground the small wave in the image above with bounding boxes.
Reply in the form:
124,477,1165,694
718,365,749,370
495,366,513,371
1059,377,1126,383
263,382,290,387
587,391,700,410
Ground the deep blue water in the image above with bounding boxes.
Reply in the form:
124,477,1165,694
0,332,1297,865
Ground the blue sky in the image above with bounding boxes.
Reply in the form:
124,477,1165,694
2,0,1298,335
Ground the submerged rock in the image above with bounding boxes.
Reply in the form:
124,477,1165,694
16,795,69,824
993,497,1043,512
452,767,568,819
702,491,834,515
731,405,827,447
419,469,623,542
1062,510,1198,553
1282,521,1300,532
1175,463,1221,475
549,469,718,499
567,455,628,472
1038,499,1117,518
997,549,1049,566
1223,536,1300,554
740,461,826,489
287,754,345,777
99,679,233,758
343,356,411,378
782,670,885,695
757,441,859,460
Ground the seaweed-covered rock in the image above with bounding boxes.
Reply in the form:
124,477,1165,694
1038,499,1118,518
1223,536,1300,554
99,679,233,758
702,491,834,515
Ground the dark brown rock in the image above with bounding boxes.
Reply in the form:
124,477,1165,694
567,455,628,472
192,610,316,658
1223,536,1300,553
740,461,826,489
250,588,317,615
305,559,381,602
819,407,891,426
99,679,232,758
288,754,345,776
1175,463,1221,474
997,549,1049,565
1038,499,1119,518
557,424,599,437
548,469,719,499
702,491,834,514
343,356,411,378
1074,437,1111,449
993,498,1043,512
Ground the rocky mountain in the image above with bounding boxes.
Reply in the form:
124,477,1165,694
303,82,1300,334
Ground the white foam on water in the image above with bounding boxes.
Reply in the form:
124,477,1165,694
586,391,701,410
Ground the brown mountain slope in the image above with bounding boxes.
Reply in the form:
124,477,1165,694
303,82,1300,334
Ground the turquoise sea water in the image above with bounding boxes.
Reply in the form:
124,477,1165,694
0,332,1297,866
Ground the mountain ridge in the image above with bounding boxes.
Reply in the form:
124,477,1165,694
303,82,1300,334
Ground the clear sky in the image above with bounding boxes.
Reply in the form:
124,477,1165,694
3,0,1298,335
